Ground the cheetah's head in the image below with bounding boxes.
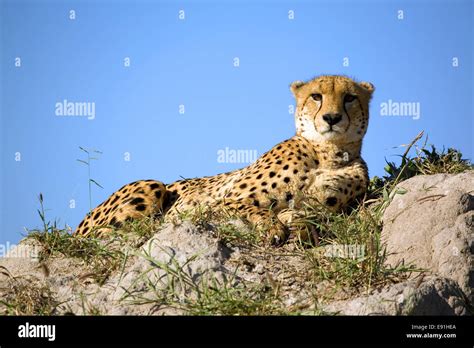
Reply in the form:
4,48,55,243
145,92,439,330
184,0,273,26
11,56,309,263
291,75,374,145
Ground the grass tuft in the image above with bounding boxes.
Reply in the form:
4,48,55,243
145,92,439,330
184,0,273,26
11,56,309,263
369,131,472,197
26,196,162,285
0,266,59,315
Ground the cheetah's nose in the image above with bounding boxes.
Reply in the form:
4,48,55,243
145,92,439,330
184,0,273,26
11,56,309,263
322,113,342,126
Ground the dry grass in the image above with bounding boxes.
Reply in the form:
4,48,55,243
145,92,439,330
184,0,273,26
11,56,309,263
0,266,59,315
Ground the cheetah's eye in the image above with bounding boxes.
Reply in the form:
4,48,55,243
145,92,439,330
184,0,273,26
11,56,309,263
344,94,357,103
311,93,322,102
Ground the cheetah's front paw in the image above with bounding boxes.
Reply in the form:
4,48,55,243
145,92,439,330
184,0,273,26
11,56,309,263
267,222,290,246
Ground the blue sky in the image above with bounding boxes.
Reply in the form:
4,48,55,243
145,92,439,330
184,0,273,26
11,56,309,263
1,0,472,246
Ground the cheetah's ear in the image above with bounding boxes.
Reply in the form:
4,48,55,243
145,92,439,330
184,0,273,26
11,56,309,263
359,81,375,94
290,80,305,95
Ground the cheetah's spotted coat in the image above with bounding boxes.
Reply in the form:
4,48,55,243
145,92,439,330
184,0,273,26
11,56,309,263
74,75,374,244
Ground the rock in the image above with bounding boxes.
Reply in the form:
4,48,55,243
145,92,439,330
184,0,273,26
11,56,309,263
382,171,474,303
323,276,468,315
107,221,232,315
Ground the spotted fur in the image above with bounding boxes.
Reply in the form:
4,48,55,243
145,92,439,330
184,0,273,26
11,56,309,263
74,75,374,244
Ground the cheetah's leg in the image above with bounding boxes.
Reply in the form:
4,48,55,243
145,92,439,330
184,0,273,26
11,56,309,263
274,208,321,245
74,180,167,237
277,162,369,244
222,200,289,245
310,161,369,211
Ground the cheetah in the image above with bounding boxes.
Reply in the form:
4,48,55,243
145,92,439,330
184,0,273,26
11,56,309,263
74,75,374,244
